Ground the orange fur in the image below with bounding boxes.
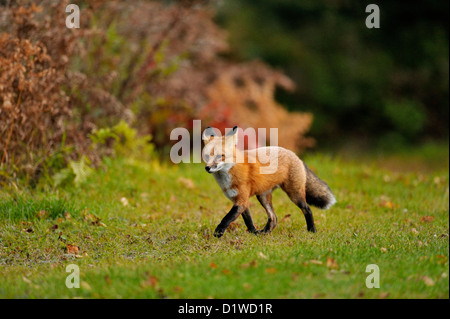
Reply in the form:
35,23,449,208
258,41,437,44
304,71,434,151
203,126,335,236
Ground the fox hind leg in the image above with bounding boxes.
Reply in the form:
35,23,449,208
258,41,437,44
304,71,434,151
297,201,317,233
282,185,317,233
241,209,258,234
256,190,278,233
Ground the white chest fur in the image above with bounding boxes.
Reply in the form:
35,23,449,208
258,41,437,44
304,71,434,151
212,164,238,200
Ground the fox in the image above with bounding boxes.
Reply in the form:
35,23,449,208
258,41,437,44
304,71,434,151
202,126,336,238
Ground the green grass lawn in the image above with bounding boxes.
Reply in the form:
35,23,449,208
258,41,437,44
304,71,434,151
0,150,448,299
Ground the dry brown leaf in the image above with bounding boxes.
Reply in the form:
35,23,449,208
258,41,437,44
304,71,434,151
209,262,218,269
265,267,277,274
67,244,79,255
379,200,395,209
178,177,195,189
241,260,258,269
422,276,435,286
81,281,92,290
420,216,434,223
174,286,184,293
326,257,339,269
149,276,158,287
379,292,390,299
36,210,49,219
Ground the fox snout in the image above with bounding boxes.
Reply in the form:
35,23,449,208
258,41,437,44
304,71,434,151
205,166,211,173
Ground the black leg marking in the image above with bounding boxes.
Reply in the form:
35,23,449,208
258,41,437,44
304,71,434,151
214,205,244,238
298,201,316,233
241,209,258,234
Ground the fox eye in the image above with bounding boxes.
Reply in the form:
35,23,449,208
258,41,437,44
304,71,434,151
215,155,222,160
205,154,210,161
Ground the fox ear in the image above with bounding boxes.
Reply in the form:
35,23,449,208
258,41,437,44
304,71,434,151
203,127,216,144
225,126,238,137
225,126,238,145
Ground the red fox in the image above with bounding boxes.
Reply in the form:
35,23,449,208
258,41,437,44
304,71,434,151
203,126,336,238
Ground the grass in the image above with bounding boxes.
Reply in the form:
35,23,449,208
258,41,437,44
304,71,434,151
0,148,448,299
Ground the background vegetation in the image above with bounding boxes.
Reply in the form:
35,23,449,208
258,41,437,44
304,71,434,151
0,0,448,299
217,0,449,150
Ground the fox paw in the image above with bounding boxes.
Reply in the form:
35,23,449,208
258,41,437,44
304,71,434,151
213,228,225,238
255,229,271,235
307,226,317,233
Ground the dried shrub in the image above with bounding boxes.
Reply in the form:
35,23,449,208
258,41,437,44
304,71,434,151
0,0,129,184
0,0,315,186
0,2,82,182
86,1,313,152
204,61,315,152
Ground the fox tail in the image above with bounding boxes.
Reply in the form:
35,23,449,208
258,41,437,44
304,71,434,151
304,163,336,210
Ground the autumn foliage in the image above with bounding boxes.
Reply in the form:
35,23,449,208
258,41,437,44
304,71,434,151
0,0,313,184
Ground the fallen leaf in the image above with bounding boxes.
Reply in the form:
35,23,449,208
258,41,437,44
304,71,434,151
209,262,218,269
422,276,435,286
142,275,159,288
436,255,447,264
411,228,419,235
120,197,129,206
310,259,323,265
420,216,434,223
326,257,339,269
36,210,49,219
222,269,232,275
228,222,240,231
379,292,390,299
81,281,91,290
174,286,184,293
380,247,387,253
280,214,291,222
82,211,105,227
265,267,277,274
67,244,79,255
178,177,195,189
241,260,258,269
258,252,268,260
379,200,395,209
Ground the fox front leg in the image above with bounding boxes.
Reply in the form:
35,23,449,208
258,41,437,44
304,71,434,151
214,205,246,238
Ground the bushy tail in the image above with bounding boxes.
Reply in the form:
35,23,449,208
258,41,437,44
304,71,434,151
304,163,336,210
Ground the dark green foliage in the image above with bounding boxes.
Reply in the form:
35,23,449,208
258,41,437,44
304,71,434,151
216,0,449,148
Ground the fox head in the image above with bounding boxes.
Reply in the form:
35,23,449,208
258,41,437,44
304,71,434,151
202,126,238,174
